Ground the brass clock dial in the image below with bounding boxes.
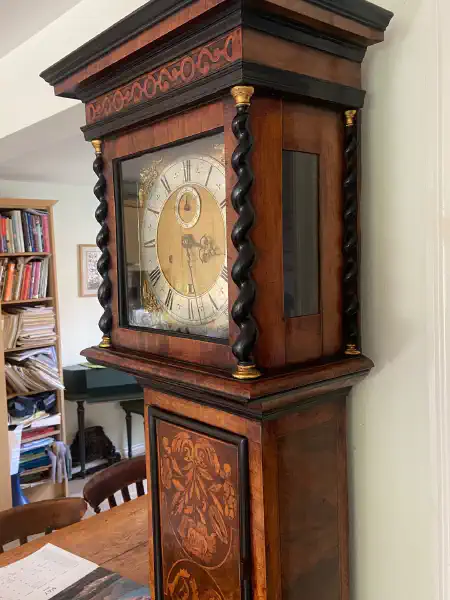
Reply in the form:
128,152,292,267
141,149,228,338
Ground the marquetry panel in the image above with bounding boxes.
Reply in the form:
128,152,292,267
86,29,242,125
148,407,251,600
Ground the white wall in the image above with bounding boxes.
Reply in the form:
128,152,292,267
349,0,440,599
0,0,149,140
0,179,145,457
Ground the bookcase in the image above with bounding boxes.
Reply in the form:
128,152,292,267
0,198,67,508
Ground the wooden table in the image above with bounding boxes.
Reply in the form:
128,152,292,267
0,496,149,586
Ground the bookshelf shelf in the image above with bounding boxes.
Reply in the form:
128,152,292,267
2,297,53,305
21,477,52,489
0,252,51,258
0,198,66,509
7,388,57,401
20,465,52,477
5,342,57,353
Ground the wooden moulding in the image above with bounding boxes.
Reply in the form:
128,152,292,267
81,344,373,419
40,0,392,95
40,0,392,141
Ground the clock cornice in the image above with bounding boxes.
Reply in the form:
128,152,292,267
40,0,392,102
40,0,393,93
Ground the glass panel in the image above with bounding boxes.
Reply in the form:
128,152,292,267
282,150,319,317
116,132,228,340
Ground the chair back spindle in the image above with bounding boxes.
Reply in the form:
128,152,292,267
83,455,147,513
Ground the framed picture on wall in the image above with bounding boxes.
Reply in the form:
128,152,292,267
78,244,101,297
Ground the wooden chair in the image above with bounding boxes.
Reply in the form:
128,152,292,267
83,455,147,514
0,497,87,552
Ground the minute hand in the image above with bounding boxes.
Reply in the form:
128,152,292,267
183,242,203,323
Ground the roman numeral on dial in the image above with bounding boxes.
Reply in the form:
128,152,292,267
183,160,191,182
220,199,226,210
209,294,218,311
149,266,161,286
188,299,194,320
165,289,174,310
161,176,171,194
205,165,213,187
221,265,228,281
144,239,155,248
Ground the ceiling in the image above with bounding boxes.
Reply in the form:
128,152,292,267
0,104,95,186
0,0,84,59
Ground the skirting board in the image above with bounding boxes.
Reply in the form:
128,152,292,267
119,442,146,458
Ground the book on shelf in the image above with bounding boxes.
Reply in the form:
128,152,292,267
5,347,63,398
3,305,56,350
22,425,59,441
19,434,55,475
0,208,50,254
9,410,61,481
0,256,49,301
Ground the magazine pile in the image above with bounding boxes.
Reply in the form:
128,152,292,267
5,346,63,398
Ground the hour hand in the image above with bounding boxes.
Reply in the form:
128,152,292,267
181,234,200,249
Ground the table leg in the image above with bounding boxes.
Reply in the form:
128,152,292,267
126,411,132,459
77,400,86,478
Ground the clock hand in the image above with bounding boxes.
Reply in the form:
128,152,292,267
182,234,223,264
184,244,204,324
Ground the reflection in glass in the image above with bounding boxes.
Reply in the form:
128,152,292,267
282,150,319,317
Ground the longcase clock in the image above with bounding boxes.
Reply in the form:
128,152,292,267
42,1,393,598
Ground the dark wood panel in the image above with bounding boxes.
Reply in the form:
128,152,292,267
274,393,348,600
243,10,366,63
250,97,285,369
260,0,388,43
285,315,322,363
104,101,235,369
262,421,283,600
243,30,361,89
148,408,251,599
146,390,268,600
283,102,343,359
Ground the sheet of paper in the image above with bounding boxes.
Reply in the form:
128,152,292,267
0,544,98,600
8,425,22,476
29,414,61,429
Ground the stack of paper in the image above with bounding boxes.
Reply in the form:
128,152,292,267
8,410,59,428
5,347,63,397
0,544,150,600
3,306,56,350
